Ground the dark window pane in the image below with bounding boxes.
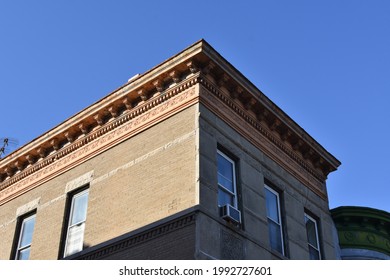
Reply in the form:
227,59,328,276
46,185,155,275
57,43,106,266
305,218,318,247
309,246,320,260
265,188,279,223
218,173,234,192
218,188,234,206
268,219,283,254
217,154,233,181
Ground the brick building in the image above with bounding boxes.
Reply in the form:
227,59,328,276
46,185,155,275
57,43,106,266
0,40,340,260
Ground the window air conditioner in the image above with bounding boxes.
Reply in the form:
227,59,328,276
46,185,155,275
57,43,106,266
219,204,241,224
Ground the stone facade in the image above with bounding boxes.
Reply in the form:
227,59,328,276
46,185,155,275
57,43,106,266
195,103,337,259
0,40,340,259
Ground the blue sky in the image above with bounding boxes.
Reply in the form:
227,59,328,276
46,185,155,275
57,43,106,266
1,1,389,212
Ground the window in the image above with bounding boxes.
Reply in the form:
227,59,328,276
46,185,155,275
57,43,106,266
14,213,36,260
305,213,321,260
264,185,284,255
217,150,238,208
63,188,89,257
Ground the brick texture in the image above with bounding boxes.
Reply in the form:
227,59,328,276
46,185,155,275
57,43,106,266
0,106,198,259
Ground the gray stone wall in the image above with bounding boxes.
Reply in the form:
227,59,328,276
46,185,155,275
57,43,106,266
197,103,337,259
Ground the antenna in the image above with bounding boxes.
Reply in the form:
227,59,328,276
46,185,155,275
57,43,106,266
0,138,19,159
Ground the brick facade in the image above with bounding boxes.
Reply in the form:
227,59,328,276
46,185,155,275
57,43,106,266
0,106,198,259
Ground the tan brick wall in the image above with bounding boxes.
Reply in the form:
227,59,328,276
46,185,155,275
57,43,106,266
0,105,198,259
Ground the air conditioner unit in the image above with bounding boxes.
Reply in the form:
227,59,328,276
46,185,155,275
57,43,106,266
219,204,241,224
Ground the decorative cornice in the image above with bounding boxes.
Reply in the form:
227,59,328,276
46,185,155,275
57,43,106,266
198,71,336,180
0,77,199,204
0,40,207,170
199,76,326,198
0,39,340,204
199,41,341,173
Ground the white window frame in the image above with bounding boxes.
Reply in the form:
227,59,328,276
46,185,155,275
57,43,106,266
63,188,89,257
264,185,285,256
15,213,36,260
304,213,321,260
217,150,238,208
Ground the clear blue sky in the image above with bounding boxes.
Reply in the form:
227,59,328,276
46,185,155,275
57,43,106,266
1,1,389,212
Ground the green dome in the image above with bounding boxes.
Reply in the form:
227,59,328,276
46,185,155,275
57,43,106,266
331,206,390,257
